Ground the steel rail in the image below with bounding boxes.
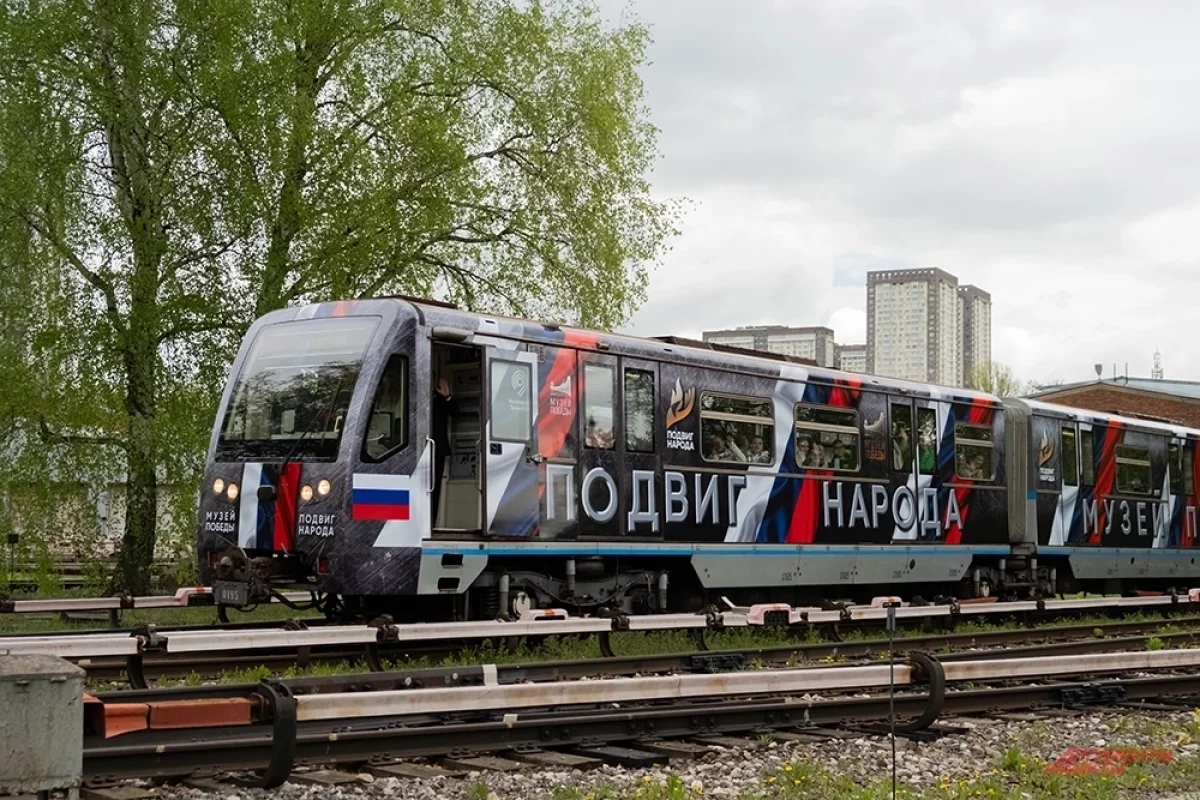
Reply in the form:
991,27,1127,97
80,668,1200,784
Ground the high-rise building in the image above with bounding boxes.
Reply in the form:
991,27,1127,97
867,268,989,387
702,325,836,367
958,284,992,383
836,344,867,374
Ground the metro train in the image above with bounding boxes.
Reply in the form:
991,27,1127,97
197,296,1200,621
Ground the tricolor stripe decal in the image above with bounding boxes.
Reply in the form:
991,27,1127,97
352,487,411,521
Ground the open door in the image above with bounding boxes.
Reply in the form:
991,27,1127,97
483,347,540,537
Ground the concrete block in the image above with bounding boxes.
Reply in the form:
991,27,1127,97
0,655,86,796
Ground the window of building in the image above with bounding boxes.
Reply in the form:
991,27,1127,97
623,369,654,453
795,405,859,471
1115,444,1151,495
1169,440,1183,494
362,355,407,462
916,407,937,475
700,393,774,464
1061,427,1078,487
1081,431,1096,486
891,403,913,471
583,363,615,450
489,359,533,442
954,423,995,480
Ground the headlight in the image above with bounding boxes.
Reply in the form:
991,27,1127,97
212,478,225,495
300,484,314,502
317,479,331,496
226,482,240,501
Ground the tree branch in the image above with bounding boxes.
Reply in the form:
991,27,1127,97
17,210,127,337
38,416,128,451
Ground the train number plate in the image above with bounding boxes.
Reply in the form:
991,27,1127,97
214,580,250,607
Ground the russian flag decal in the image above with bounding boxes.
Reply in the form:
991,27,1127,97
351,474,411,521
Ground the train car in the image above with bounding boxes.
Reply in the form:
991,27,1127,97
1000,399,1200,594
196,295,1200,621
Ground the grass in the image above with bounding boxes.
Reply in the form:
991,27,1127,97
542,742,1200,800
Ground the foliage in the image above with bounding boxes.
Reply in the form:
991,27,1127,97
0,0,678,590
964,361,1037,397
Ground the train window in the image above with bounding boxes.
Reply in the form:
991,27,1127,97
489,360,532,442
890,403,913,471
1169,441,1183,494
700,392,774,464
624,369,654,453
916,407,936,475
795,405,859,471
1115,444,1151,495
1080,431,1095,486
954,423,995,480
1185,447,1195,495
1061,427,1078,487
362,355,408,462
583,363,615,450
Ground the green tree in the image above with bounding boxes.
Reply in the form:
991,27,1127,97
965,361,1038,397
0,0,677,593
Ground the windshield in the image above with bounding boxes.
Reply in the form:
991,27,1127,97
216,317,380,461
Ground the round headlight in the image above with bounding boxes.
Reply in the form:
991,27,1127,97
300,484,314,502
317,479,331,496
212,478,225,495
226,482,240,501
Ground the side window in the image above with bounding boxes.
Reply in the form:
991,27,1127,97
891,403,913,471
700,393,774,464
1169,441,1183,494
583,363,615,450
363,355,408,462
1115,444,1151,495
1080,430,1096,486
954,423,995,480
1061,427,1078,487
1185,446,1195,495
489,359,532,442
624,369,655,453
916,407,937,475
795,405,859,472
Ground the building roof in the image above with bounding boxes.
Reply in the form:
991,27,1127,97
1031,377,1200,402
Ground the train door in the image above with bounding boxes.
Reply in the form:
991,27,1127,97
1058,422,1079,544
912,399,939,539
622,358,660,537
482,347,540,536
888,398,917,540
431,342,483,533
1185,439,1197,546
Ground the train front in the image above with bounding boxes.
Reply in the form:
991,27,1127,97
197,300,417,608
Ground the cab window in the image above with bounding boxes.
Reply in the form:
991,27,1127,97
362,355,408,462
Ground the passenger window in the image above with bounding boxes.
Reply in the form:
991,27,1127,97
891,403,913,471
1080,431,1095,486
624,369,655,453
700,392,774,464
1185,446,1195,495
583,363,615,450
954,423,995,481
1061,427,1078,487
362,355,408,462
489,359,532,442
1169,441,1183,494
916,407,936,475
794,405,859,471
1115,444,1151,495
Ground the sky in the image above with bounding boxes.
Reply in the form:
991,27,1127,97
600,0,1200,385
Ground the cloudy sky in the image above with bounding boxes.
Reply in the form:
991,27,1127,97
601,0,1200,385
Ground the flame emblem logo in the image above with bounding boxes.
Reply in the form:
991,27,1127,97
1037,429,1055,467
666,378,695,429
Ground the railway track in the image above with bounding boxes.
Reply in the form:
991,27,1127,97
75,646,1200,789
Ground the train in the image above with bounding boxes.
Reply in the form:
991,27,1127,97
197,296,1200,621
